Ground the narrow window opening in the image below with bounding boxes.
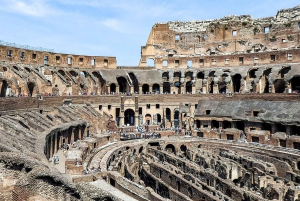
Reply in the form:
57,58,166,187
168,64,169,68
187,60,192,68
248,42,252,46
270,55,275,61
254,57,258,66
67,57,72,65
91,59,95,66
239,57,244,64
232,30,237,37
225,59,229,65
282,39,286,43
156,104,160,109
56,56,60,61
32,53,37,59
218,45,222,48
104,59,108,66
264,27,269,34
163,60,168,67
175,60,179,67
20,52,25,59
7,50,12,57
253,111,260,117
199,59,204,66
147,104,150,109
79,58,84,62
175,35,180,41
287,53,292,60
206,110,211,115
44,56,49,65
108,105,111,110
212,59,216,65
99,105,102,110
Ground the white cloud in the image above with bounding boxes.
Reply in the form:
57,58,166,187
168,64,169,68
0,0,62,17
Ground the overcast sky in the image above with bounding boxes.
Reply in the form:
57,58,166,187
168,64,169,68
0,0,299,66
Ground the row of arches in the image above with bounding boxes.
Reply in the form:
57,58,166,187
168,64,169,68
0,80,37,97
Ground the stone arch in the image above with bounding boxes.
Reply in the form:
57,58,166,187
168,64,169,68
156,113,162,124
128,72,139,93
0,80,8,97
236,121,245,131
165,144,176,154
180,144,187,157
291,76,300,93
232,74,242,93
110,83,116,93
197,71,204,79
162,72,169,81
27,82,36,97
186,81,193,93
117,76,129,93
152,83,160,93
139,146,143,153
274,79,285,93
125,109,135,126
279,66,291,78
142,84,149,94
211,120,219,128
145,114,151,125
58,69,66,76
219,73,228,93
147,58,155,67
69,70,78,77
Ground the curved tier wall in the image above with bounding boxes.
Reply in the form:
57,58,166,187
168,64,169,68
0,4,300,201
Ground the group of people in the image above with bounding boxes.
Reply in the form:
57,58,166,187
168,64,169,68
53,156,60,165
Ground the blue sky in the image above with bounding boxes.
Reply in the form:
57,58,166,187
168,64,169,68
0,0,299,66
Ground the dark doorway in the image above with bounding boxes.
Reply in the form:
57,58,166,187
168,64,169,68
152,84,160,93
163,82,170,93
274,79,285,93
186,81,192,93
0,80,8,97
142,84,149,94
110,83,116,93
124,109,135,126
232,74,242,92
223,121,231,129
174,110,179,126
291,76,300,93
166,108,171,122
28,83,35,97
252,137,259,143
117,77,129,93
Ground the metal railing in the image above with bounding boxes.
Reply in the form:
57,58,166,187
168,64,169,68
0,40,54,52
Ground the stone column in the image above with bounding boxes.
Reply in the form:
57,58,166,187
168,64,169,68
119,115,124,126
107,85,110,94
139,86,143,94
116,86,120,93
54,134,58,155
149,85,153,93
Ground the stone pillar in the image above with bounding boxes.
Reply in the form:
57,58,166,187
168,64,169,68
149,86,153,93
119,115,124,126
54,134,58,155
271,124,276,134
116,86,120,93
286,125,291,135
49,136,53,158
139,86,143,94
134,114,139,127
181,85,185,94
130,85,134,93
107,85,110,94
71,128,75,142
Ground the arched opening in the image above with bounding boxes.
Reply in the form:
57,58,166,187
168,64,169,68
152,84,160,93
263,69,272,93
291,76,300,93
117,77,129,93
27,82,35,97
128,72,139,93
156,113,162,124
58,70,66,76
139,147,143,153
188,187,193,197
24,67,31,73
248,69,257,78
223,121,231,129
261,123,272,133
142,84,149,94
297,161,300,170
276,124,286,132
236,121,244,131
211,120,219,129
180,145,187,157
69,70,78,77
166,108,171,122
174,72,181,94
110,83,116,93
195,120,200,129
0,80,8,97
177,181,181,191
145,114,151,125
124,109,135,126
274,79,285,93
232,74,241,93
162,72,169,81
280,67,291,78
147,58,155,67
174,109,179,126
165,144,176,154
163,82,170,93
290,125,300,135
219,74,228,94
209,81,214,93
197,72,204,79
186,81,193,93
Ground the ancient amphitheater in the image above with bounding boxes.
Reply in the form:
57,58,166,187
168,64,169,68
1,4,300,201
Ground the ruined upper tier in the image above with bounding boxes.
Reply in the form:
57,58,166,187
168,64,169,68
139,5,300,68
